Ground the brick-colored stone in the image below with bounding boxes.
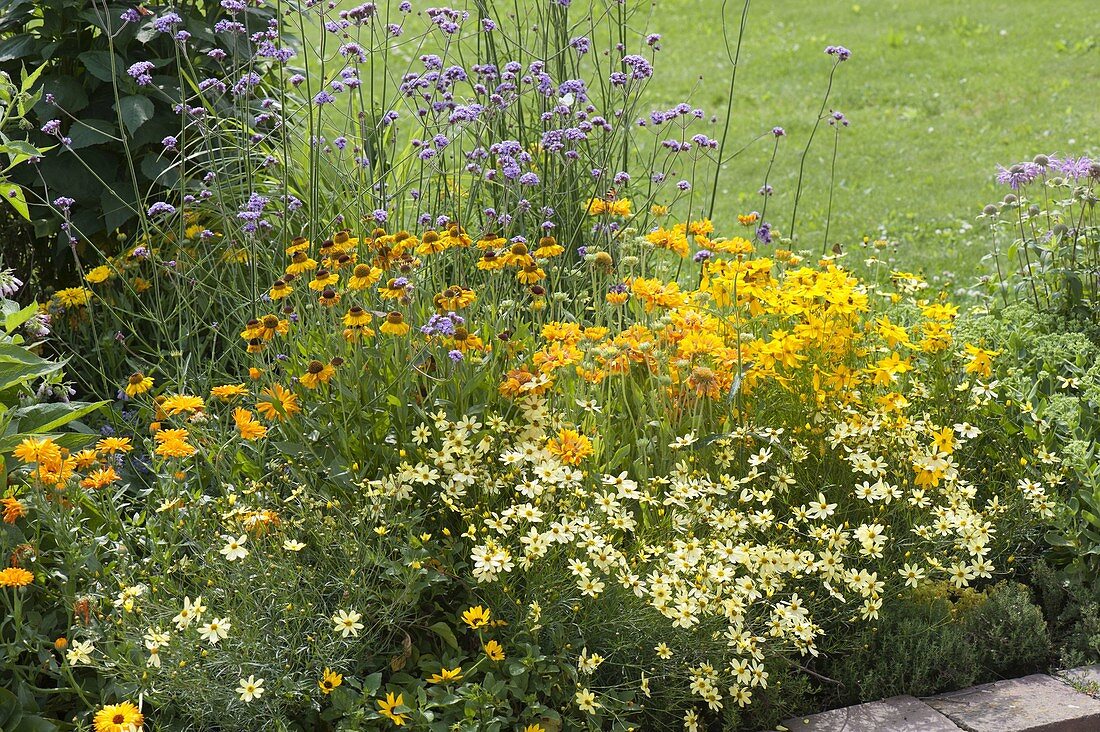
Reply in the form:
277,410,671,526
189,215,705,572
779,695,959,731
926,673,1100,732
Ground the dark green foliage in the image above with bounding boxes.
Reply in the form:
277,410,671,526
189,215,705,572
1030,560,1100,669
805,583,1051,711
0,0,279,281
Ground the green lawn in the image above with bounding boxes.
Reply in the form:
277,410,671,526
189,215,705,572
649,0,1100,287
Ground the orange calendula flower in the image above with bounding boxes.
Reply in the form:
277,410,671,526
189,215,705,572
256,384,301,422
153,429,195,459
546,429,593,465
92,701,144,732
1,497,27,524
0,567,34,588
81,467,121,490
13,437,62,465
233,408,268,441
98,437,133,454
211,384,249,401
161,394,205,416
75,451,104,470
125,372,154,397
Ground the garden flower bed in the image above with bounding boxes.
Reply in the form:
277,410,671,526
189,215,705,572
0,1,1098,730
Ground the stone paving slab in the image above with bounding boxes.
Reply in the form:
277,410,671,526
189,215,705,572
779,695,960,731
1059,665,1100,694
926,673,1100,732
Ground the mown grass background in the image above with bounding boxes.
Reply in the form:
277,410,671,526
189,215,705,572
646,0,1100,288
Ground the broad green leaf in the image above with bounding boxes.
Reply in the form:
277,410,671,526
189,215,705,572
428,621,459,650
12,714,59,732
3,302,38,332
68,119,118,150
9,400,107,435
1044,529,1076,548
117,95,154,135
77,50,123,83
0,34,35,63
0,181,28,219
0,342,49,366
0,140,40,157
0,359,60,391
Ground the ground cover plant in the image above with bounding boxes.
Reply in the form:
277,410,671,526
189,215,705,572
0,0,1097,731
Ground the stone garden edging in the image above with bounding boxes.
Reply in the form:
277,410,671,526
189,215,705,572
774,665,1100,731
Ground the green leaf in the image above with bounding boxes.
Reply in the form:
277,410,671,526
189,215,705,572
0,35,35,63
3,302,38,332
0,342,50,366
0,685,21,727
19,60,47,93
8,400,107,435
78,50,123,83
0,181,28,219
428,621,460,650
361,672,383,696
1044,529,1076,548
0,140,40,158
101,185,137,233
33,75,88,117
13,714,59,732
117,95,154,135
68,119,118,150
0,349,60,391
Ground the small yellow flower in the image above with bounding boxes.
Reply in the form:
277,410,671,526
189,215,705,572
319,667,343,694
484,640,505,661
377,691,409,726
427,666,463,684
125,372,154,397
85,265,112,284
461,605,491,629
379,311,410,336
